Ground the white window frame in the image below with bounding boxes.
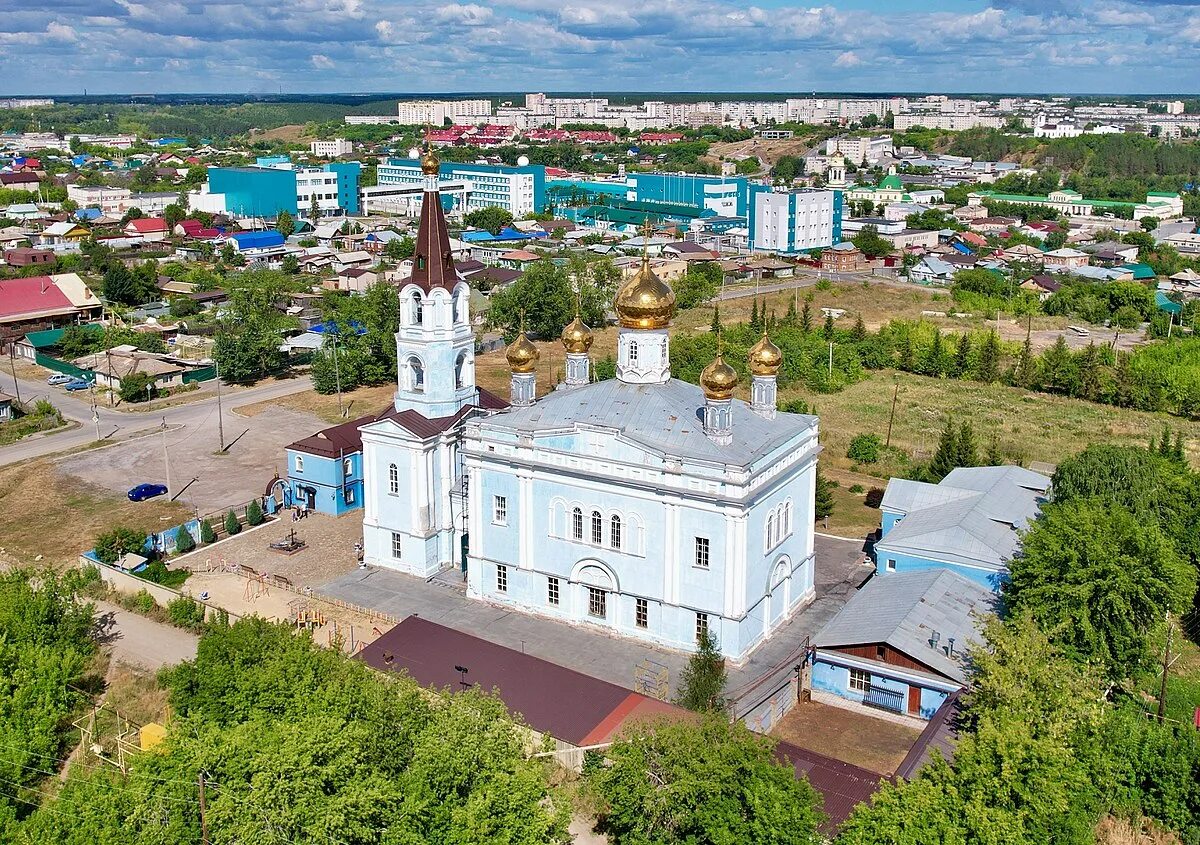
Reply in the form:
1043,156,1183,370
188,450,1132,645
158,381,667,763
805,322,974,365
587,586,606,619
610,514,622,550
496,564,508,593
344,486,355,504
590,510,603,544
390,532,402,559
886,559,897,572
695,612,709,643
848,668,870,693
635,597,648,629
547,576,560,606
571,507,583,540
295,454,304,472
694,537,710,569
343,458,353,477
493,495,508,526
388,463,399,495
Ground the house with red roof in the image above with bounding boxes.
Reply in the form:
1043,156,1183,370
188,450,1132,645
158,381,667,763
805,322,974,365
639,132,685,144
175,219,224,239
123,217,170,242
0,275,88,345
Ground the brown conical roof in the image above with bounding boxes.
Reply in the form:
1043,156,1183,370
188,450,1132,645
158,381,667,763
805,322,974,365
409,186,457,293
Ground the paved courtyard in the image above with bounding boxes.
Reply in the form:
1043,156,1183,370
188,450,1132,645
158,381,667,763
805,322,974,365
53,405,321,515
318,534,874,699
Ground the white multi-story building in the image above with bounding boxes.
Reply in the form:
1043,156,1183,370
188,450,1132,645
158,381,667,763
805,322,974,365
748,187,837,254
376,157,543,217
825,135,894,165
345,115,400,125
310,139,354,157
396,99,492,126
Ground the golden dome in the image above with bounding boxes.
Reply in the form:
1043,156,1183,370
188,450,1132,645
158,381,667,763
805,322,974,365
614,256,676,330
561,315,593,354
505,331,538,373
420,146,440,175
700,354,738,400
748,332,782,376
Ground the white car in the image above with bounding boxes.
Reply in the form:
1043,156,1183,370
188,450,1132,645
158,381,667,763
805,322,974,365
46,374,73,385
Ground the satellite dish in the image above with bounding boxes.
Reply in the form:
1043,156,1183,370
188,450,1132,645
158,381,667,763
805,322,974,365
407,147,420,159
516,155,530,167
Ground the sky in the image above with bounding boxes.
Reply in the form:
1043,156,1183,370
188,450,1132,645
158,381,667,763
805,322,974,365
0,0,1198,96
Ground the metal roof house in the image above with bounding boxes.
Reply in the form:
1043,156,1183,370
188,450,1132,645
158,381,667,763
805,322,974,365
874,466,1051,590
812,569,995,720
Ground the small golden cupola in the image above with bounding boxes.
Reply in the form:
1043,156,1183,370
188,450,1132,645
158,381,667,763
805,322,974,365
614,255,676,330
700,354,738,400
748,332,782,376
420,144,440,176
560,314,593,354
506,331,538,373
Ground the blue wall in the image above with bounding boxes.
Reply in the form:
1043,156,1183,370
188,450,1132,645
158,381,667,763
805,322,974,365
873,547,1006,591
210,167,298,218
380,159,544,214
287,448,363,515
811,653,952,720
326,162,361,215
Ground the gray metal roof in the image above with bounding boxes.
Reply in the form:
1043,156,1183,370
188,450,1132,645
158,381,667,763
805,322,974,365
876,466,1050,571
479,377,816,467
815,569,996,683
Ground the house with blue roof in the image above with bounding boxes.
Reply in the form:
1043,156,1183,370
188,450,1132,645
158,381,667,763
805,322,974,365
812,568,995,720
229,229,286,254
874,466,1051,591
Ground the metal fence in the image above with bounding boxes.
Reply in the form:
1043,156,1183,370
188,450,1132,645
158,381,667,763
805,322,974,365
34,351,92,379
182,365,216,384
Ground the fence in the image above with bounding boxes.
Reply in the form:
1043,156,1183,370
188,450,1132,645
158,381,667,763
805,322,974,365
34,350,92,379
182,365,216,384
726,639,811,732
81,556,240,623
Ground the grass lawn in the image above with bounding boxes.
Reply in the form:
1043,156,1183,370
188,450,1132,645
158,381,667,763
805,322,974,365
0,409,71,445
234,381,396,425
0,458,189,567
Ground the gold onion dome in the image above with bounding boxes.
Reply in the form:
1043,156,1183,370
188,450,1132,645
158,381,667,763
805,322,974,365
561,315,593,354
505,331,539,373
614,256,676,330
700,354,738,400
748,332,783,376
420,146,440,175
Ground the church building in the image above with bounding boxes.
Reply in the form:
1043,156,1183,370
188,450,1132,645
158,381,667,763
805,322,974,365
361,147,821,661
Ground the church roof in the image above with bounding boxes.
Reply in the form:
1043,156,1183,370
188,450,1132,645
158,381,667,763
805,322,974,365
480,377,815,467
372,387,509,439
409,186,458,293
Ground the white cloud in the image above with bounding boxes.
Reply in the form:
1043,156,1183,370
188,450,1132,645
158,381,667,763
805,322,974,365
310,53,335,69
834,50,862,67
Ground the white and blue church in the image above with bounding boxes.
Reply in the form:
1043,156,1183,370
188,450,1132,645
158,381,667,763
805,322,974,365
360,147,821,661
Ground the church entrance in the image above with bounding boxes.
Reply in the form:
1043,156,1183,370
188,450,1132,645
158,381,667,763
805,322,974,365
573,562,617,628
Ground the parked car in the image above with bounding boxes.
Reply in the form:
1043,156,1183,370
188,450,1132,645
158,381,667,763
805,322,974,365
47,373,73,385
127,483,168,502
64,378,93,391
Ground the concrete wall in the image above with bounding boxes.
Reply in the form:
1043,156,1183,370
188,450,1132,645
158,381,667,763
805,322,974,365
84,559,238,623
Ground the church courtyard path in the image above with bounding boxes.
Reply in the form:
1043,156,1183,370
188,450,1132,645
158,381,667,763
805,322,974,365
318,534,872,699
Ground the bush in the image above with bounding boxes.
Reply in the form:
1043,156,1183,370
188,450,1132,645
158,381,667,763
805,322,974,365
779,398,810,414
849,484,865,494
174,524,195,554
224,509,241,536
166,596,206,631
118,371,159,404
132,589,156,614
245,499,264,526
864,487,886,508
846,433,882,464
199,518,216,543
93,526,148,564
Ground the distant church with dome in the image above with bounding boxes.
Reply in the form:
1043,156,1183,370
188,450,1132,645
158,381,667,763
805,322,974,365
360,147,821,661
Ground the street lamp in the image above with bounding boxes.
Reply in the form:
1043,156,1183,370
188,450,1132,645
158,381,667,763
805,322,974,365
454,664,470,690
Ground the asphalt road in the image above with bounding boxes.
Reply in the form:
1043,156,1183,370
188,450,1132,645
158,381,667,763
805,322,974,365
93,599,199,671
0,370,313,467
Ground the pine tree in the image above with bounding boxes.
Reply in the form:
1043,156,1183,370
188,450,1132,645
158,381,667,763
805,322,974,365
174,524,195,554
675,630,727,712
309,192,321,223
246,499,264,526
710,305,722,334
985,434,1004,466
898,333,916,372
978,330,1001,383
1157,425,1173,459
1173,432,1186,463
800,298,813,334
956,420,979,468
927,417,959,480
199,518,216,543
822,313,835,341
750,299,760,331
1077,341,1102,401
951,333,971,378
785,296,798,326
1040,335,1073,394
852,314,867,341
815,467,835,520
1011,320,1035,388
225,509,241,536
922,328,945,376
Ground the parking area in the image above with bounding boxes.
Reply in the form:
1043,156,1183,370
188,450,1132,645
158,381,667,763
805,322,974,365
53,405,321,515
771,698,922,775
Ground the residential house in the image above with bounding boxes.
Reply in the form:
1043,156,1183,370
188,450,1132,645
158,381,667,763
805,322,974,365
995,243,1044,264
663,241,718,261
3,204,43,221
35,221,89,251
821,242,864,272
0,274,102,346
72,345,187,391
3,247,55,268
0,391,13,422
363,229,406,254
123,217,170,243
968,216,1020,235
496,249,541,271
331,250,373,273
1081,240,1139,264
1042,247,1090,269
326,267,379,293
175,219,224,239
874,466,1052,590
908,255,956,285
229,230,286,260
282,414,375,514
1162,232,1200,256
812,569,995,721
1019,275,1061,301
952,204,988,223
0,172,40,189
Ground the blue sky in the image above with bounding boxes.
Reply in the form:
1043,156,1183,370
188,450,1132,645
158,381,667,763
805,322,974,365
0,0,1197,95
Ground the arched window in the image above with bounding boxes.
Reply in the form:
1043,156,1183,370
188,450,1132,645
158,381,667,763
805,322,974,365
407,357,425,393
388,463,399,495
343,458,352,477
455,352,467,389
610,514,622,549
591,510,603,544
784,502,792,536
767,512,776,550
455,291,468,325
411,291,423,325
572,507,583,540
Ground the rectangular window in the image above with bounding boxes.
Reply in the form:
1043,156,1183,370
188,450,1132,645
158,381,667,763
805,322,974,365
886,559,896,572
587,587,606,619
344,487,355,504
547,576,560,606
391,532,402,559
295,455,304,472
695,612,709,643
694,537,710,569
493,495,507,525
635,598,648,629
849,668,870,693
496,564,508,593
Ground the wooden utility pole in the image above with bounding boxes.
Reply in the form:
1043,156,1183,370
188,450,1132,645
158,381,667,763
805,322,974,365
198,771,210,845
1157,612,1174,722
885,383,899,447
7,346,21,405
214,361,225,451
